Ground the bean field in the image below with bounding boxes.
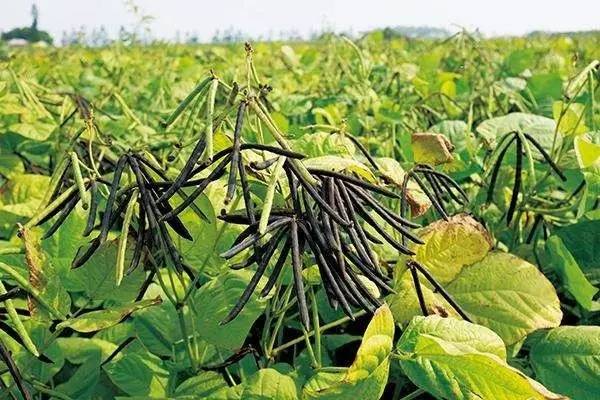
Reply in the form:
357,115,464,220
0,32,599,399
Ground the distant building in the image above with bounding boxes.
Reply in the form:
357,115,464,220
6,38,29,47
381,26,452,39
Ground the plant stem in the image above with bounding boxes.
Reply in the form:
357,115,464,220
29,380,73,400
272,310,367,355
309,287,322,367
267,285,293,357
154,267,178,305
177,307,198,372
399,388,425,400
302,328,319,368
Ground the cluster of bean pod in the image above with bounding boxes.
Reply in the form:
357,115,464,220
26,98,477,328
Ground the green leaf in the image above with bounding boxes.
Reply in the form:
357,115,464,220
65,239,146,303
0,173,50,219
574,133,600,169
9,119,56,141
377,107,403,123
304,155,376,182
388,271,449,324
134,301,182,357
528,73,563,104
302,264,322,285
553,101,588,135
241,368,299,400
546,236,599,311
191,270,272,350
20,226,71,320
104,352,169,397
429,120,474,154
2,320,65,384
205,365,301,399
56,337,118,364
476,112,556,150
397,315,565,400
581,170,600,217
447,251,562,345
57,298,161,333
54,354,102,399
505,49,536,75
303,371,347,398
555,219,600,281
3,175,47,207
279,95,313,118
0,93,29,115
0,153,25,177
291,132,356,158
40,205,88,275
530,326,600,400
171,193,217,270
390,244,562,345
302,305,394,400
175,371,228,398
440,81,462,117
398,315,506,359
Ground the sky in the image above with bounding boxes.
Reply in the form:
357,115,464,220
1,0,599,43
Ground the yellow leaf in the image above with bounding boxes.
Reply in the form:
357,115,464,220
414,214,493,284
412,133,454,165
553,101,588,136
574,134,600,168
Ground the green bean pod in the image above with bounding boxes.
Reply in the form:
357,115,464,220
26,184,78,228
40,156,71,210
163,76,212,128
0,280,39,357
116,189,138,286
204,78,219,161
258,156,286,235
70,151,89,210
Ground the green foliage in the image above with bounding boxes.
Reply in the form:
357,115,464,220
546,236,599,311
530,326,600,399
1,27,53,45
0,32,599,400
302,305,394,399
389,216,562,346
104,352,170,397
190,269,272,351
476,112,556,150
447,252,562,345
397,316,564,399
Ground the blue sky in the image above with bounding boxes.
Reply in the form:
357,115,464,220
1,0,599,42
